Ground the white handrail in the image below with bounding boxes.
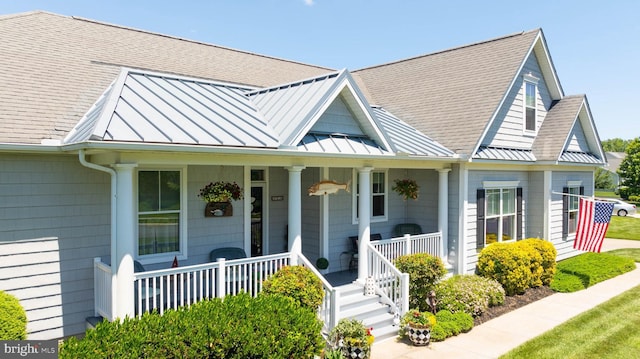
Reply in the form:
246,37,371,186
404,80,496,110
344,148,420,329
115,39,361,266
371,231,442,262
297,253,339,333
366,244,409,318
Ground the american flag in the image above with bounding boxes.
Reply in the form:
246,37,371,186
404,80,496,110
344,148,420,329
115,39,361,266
573,198,615,253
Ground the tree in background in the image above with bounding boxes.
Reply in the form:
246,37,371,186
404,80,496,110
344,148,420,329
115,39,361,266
602,138,630,152
594,167,614,190
617,137,640,199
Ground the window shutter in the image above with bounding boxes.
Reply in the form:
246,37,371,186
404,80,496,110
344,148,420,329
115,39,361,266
516,187,523,240
476,189,485,248
562,187,569,238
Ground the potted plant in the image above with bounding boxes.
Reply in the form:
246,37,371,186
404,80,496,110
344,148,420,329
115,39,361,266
392,178,419,200
399,309,436,346
328,318,374,358
198,181,243,217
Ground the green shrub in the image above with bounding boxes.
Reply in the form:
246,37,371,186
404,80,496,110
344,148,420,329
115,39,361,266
0,291,27,340
261,265,324,311
435,274,505,317
550,252,636,292
395,253,447,311
60,293,324,358
477,239,557,295
520,238,557,285
430,310,474,342
629,195,640,203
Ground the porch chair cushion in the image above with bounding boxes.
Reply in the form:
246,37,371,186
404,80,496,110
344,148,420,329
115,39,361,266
209,247,247,262
393,223,423,237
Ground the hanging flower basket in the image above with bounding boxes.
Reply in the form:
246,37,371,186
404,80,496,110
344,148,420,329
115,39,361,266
392,179,419,200
198,181,243,217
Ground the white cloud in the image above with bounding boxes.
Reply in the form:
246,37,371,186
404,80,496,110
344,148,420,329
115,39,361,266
304,0,314,6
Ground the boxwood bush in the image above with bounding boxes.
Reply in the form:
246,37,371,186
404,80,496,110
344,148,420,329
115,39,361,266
0,291,27,340
435,274,505,317
477,238,557,295
261,265,324,311
395,253,447,311
60,293,324,358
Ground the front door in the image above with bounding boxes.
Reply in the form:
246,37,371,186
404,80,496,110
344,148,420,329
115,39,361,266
251,186,264,256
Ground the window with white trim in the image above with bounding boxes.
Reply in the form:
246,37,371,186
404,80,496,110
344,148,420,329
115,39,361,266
354,170,387,221
567,186,580,234
523,74,539,133
137,170,183,258
485,188,517,245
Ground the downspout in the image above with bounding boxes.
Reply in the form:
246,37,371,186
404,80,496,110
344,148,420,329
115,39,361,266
78,149,117,319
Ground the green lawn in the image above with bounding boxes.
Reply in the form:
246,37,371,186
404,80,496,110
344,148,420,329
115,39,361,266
500,285,640,359
607,216,640,240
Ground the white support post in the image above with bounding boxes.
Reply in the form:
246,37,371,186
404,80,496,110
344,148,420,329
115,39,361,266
287,166,305,265
113,163,137,319
404,234,411,256
358,167,373,281
216,258,226,298
438,169,451,262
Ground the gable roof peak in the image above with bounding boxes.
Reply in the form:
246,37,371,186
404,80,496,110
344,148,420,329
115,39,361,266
354,29,541,72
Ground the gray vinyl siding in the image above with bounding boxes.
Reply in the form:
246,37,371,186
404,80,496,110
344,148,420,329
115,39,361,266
549,171,594,260
565,120,591,152
465,170,529,273
527,171,546,239
183,165,246,268
302,168,321,263
482,54,553,149
311,96,364,136
0,153,110,339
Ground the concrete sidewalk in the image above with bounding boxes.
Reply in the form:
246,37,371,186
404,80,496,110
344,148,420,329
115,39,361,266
371,238,640,359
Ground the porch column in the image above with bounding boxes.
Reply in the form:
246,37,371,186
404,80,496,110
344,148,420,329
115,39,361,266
438,169,451,264
358,167,373,281
113,163,137,319
287,166,305,265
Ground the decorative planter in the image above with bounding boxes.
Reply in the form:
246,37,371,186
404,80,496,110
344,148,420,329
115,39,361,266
345,345,367,359
204,201,233,217
406,325,431,346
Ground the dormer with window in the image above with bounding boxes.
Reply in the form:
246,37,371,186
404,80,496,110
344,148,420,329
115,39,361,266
523,73,539,134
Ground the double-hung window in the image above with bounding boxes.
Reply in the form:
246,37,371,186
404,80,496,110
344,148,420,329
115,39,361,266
562,183,584,238
485,188,516,244
477,182,523,248
354,170,387,222
137,170,183,259
524,73,539,133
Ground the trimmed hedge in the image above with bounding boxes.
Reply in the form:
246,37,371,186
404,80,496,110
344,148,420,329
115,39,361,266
0,291,27,340
395,253,447,311
476,238,557,295
60,293,324,358
435,274,505,317
261,265,324,311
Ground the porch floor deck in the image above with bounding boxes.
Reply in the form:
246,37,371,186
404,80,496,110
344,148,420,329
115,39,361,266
324,269,358,287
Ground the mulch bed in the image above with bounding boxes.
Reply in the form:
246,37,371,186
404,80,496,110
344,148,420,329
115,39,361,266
473,286,556,326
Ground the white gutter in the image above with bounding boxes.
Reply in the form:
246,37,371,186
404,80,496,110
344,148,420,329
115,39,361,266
78,149,118,317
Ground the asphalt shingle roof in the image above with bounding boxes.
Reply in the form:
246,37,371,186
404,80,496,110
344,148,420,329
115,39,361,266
0,11,331,144
532,95,586,161
352,30,541,156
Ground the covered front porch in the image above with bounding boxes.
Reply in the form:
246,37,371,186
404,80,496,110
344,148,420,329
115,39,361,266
93,231,443,334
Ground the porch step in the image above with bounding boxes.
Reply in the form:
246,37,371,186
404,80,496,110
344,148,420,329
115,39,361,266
336,284,398,343
85,316,104,330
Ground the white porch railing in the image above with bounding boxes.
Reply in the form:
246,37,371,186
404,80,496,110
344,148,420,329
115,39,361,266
297,253,338,333
366,244,409,318
93,258,113,319
94,253,291,320
370,232,442,262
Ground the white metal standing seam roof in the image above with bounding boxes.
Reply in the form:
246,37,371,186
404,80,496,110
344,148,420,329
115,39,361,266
65,69,280,148
558,151,602,164
372,107,454,157
474,146,536,161
297,133,389,155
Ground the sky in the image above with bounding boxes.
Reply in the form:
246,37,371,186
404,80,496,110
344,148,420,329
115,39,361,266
1,0,638,141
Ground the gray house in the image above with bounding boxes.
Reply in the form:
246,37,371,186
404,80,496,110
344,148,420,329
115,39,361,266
0,11,606,340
